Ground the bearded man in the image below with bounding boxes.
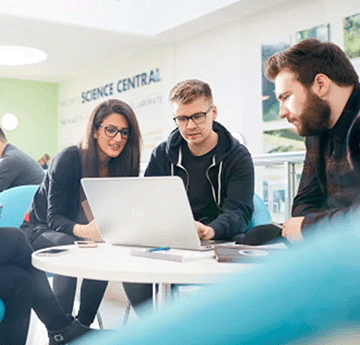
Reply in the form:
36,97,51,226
265,38,360,242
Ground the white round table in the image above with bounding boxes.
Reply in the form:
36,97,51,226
32,243,252,305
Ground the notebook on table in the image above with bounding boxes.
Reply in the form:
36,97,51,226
215,243,287,263
81,176,235,251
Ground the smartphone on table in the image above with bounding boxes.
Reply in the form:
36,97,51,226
74,240,98,248
36,248,69,256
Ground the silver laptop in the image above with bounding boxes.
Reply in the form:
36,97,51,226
81,176,234,251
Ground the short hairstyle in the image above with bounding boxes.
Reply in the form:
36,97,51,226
0,127,6,142
80,99,141,178
264,39,359,87
169,79,213,104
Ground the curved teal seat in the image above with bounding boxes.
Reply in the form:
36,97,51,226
0,185,40,328
231,194,274,244
0,298,5,323
0,184,39,228
245,193,271,231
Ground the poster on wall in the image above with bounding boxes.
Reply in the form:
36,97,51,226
344,13,360,77
263,128,305,154
261,37,291,123
59,71,167,163
261,37,305,153
58,46,174,166
296,23,330,43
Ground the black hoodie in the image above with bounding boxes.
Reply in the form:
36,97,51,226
145,121,254,240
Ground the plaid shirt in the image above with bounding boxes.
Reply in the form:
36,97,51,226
292,83,360,231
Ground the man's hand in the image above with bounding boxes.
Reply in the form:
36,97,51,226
73,220,103,242
195,221,215,240
281,216,305,243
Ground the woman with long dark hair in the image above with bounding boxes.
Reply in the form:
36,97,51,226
20,99,141,327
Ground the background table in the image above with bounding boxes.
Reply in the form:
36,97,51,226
32,244,252,305
253,151,306,219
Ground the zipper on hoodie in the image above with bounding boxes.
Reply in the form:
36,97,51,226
174,147,223,210
173,147,190,191
206,156,223,210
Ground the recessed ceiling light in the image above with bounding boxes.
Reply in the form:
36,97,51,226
0,46,47,66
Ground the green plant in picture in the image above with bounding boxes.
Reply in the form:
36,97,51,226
296,24,330,43
268,145,295,153
261,40,290,122
263,129,305,154
344,13,360,59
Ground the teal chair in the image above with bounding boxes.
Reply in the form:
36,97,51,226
73,209,360,345
0,184,39,228
245,193,271,231
0,185,39,327
0,298,5,323
231,194,276,244
0,184,106,330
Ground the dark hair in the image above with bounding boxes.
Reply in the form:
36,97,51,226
0,127,7,142
80,99,141,178
264,39,359,87
169,79,213,104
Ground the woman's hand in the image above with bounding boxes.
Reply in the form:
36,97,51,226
73,220,103,242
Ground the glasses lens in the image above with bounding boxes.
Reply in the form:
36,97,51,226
104,126,118,137
103,126,130,139
120,128,130,139
173,109,209,127
192,113,206,124
173,117,187,126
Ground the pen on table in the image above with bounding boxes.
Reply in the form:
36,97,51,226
270,220,283,229
148,247,170,253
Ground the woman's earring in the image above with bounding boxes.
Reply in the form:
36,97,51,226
94,134,97,140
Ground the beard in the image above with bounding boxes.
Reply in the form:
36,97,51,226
297,89,331,137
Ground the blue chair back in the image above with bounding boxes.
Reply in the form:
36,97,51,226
0,184,39,228
246,194,271,231
0,298,5,323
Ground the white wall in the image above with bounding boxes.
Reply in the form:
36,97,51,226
58,45,175,163
58,0,360,162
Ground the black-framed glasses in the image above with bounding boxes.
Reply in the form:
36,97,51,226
97,125,130,139
173,106,213,127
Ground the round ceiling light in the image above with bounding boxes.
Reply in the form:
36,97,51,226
1,113,18,131
0,46,47,66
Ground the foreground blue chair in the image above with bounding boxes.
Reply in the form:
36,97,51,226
0,184,39,227
74,209,360,345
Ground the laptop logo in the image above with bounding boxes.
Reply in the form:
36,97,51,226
131,206,144,219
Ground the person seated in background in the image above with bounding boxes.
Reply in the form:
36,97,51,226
264,38,360,243
123,79,254,312
0,227,99,345
38,153,51,169
74,208,360,345
20,99,142,327
0,127,44,193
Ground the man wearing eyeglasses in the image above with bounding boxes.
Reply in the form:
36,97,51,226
146,79,254,240
123,79,254,311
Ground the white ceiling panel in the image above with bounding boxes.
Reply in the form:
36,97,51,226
0,0,302,82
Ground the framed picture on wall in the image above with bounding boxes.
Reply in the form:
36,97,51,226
263,128,305,154
344,13,360,76
261,37,305,154
261,37,291,123
296,23,330,43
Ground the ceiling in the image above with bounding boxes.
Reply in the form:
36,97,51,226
0,0,297,83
